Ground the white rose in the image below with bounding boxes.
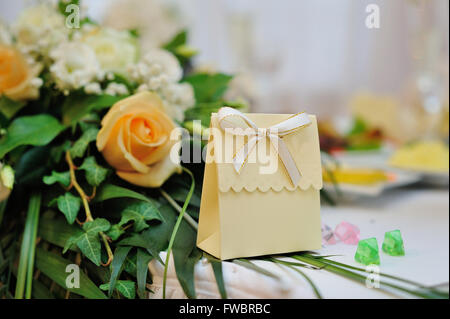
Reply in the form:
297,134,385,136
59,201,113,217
50,42,102,91
14,3,68,53
80,27,139,75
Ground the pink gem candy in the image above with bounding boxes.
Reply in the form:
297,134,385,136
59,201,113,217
334,221,360,245
321,223,337,245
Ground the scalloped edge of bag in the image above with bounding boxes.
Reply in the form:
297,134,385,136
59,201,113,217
218,179,323,193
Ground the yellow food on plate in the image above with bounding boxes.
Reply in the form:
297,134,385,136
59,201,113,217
389,141,449,173
323,167,390,185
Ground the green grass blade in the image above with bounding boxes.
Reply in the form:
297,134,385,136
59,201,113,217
25,192,41,299
294,254,446,299
35,247,107,299
108,246,132,297
233,259,280,280
271,259,323,299
205,253,227,299
15,191,41,299
162,168,195,299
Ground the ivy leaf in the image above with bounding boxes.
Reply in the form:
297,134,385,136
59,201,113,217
0,114,64,158
43,171,71,187
183,73,233,103
118,201,162,232
83,218,111,234
69,128,99,159
106,224,125,241
100,280,136,299
79,156,109,187
118,204,176,263
64,218,111,266
74,232,101,266
56,193,81,224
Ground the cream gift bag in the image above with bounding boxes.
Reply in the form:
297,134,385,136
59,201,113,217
197,108,323,260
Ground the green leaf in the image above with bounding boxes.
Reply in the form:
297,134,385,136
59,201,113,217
35,247,107,299
76,232,102,266
0,115,64,158
83,218,111,234
94,184,152,203
205,254,227,299
43,171,71,187
108,246,132,297
118,201,162,232
62,94,125,125
58,0,80,16
64,218,110,266
15,192,41,299
14,146,51,187
162,30,196,65
56,193,81,224
39,215,81,252
172,219,202,299
183,73,233,103
69,128,99,159
163,30,187,52
136,249,152,298
106,224,124,241
100,280,135,299
79,156,109,187
124,253,137,276
118,205,176,262
0,95,25,119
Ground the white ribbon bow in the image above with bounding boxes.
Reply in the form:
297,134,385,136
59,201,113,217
217,107,311,186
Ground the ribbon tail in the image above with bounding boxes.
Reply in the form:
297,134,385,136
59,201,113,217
232,136,260,174
269,135,301,186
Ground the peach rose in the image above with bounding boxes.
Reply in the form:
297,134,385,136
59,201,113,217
0,45,41,101
96,92,182,187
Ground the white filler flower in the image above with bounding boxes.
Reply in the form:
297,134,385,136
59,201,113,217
50,42,102,91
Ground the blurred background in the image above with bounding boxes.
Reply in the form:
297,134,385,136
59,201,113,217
1,0,449,143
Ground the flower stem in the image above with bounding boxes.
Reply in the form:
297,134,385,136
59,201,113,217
162,168,195,299
65,151,113,266
160,189,198,231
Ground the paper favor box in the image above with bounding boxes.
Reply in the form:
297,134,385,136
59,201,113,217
197,112,323,260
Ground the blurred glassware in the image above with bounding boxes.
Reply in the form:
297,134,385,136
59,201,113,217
409,0,449,138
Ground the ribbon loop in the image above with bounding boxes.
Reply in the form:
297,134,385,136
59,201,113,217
217,107,311,186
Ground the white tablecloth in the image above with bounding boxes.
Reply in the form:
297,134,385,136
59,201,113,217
149,187,449,299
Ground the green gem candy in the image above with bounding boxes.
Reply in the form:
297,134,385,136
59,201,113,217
382,230,405,256
354,238,380,265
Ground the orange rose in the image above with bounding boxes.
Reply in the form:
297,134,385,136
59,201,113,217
0,45,41,101
96,92,182,187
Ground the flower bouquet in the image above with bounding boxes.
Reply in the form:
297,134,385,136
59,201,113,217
0,0,248,299
1,1,446,300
